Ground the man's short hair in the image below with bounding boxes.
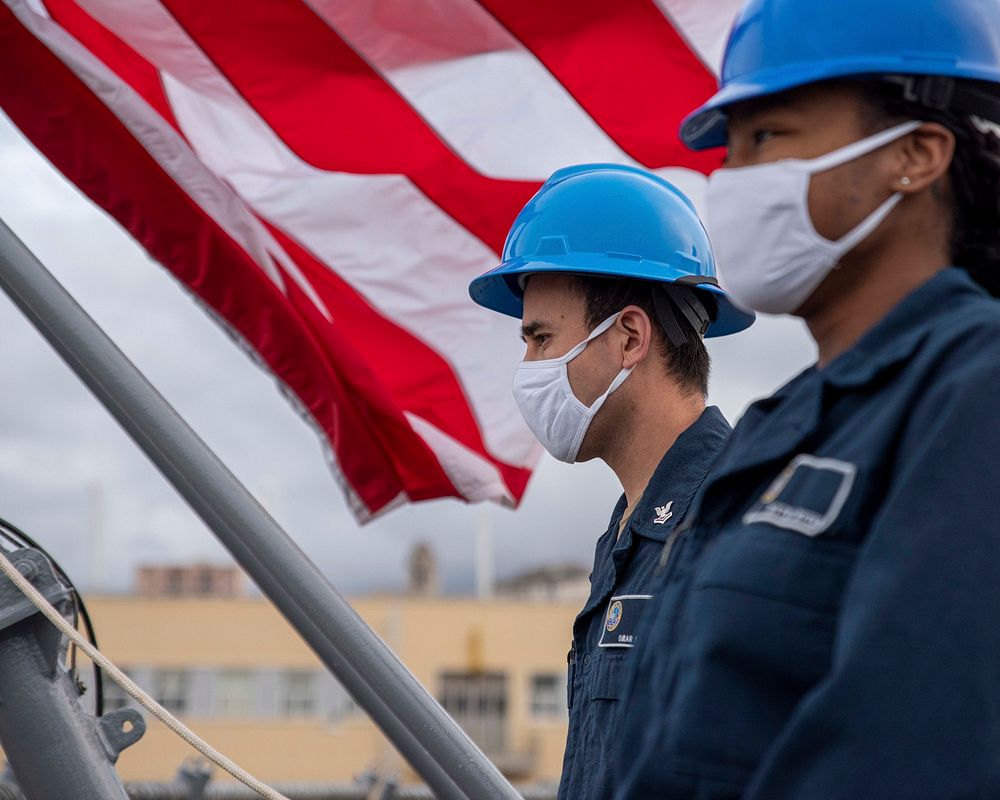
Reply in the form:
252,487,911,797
568,275,711,397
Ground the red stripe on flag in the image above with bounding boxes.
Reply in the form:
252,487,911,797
475,0,724,173
0,4,477,515
158,0,540,255
42,0,179,130
267,224,532,502
263,232,461,504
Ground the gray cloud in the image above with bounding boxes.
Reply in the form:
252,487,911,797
0,113,816,598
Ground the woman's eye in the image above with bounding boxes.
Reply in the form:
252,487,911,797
753,129,777,145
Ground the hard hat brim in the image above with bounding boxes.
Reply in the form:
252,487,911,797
469,255,755,338
682,58,1000,151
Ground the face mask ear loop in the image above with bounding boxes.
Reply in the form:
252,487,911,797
584,313,622,343
566,313,634,459
566,312,622,362
803,120,923,174
833,192,906,252
803,121,922,251
582,311,633,412
565,364,634,462
582,361,634,416
602,365,634,398
529,312,621,369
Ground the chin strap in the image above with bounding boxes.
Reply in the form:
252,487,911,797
651,285,713,348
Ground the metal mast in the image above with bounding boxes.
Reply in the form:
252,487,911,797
0,219,520,800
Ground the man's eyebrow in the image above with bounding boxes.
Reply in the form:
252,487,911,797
520,320,547,339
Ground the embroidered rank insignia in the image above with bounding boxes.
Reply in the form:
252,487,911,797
653,501,674,525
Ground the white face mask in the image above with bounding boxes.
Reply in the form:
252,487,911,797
705,121,923,315
513,313,632,463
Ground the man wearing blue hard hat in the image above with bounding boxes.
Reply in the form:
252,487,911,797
615,0,1000,798
469,163,752,800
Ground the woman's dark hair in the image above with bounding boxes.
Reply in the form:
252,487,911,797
567,275,711,397
853,77,1000,296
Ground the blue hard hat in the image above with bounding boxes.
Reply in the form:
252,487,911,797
682,0,1000,150
468,164,754,338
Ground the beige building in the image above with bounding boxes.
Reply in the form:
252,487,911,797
80,589,578,785
134,562,247,598
496,565,590,604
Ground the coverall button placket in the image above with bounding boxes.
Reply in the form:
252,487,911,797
558,407,732,800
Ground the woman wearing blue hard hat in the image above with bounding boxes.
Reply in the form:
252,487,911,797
470,164,751,800
615,0,1000,798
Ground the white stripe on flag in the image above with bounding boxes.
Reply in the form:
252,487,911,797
308,0,634,180
304,2,711,208
7,0,338,324
4,0,384,515
406,413,513,505
6,0,287,289
71,0,540,469
653,0,745,75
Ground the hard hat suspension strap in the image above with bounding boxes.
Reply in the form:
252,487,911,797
651,285,712,348
884,75,1000,125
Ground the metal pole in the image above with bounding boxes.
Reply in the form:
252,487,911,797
0,219,521,800
0,548,146,799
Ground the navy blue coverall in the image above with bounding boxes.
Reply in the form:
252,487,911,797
615,268,1000,799
558,406,731,800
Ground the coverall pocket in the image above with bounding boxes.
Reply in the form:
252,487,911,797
695,525,856,613
589,653,627,701
664,528,857,774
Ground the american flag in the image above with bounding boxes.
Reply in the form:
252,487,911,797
0,0,742,521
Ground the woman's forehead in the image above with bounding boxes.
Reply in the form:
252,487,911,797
728,82,865,122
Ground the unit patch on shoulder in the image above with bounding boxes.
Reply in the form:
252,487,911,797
743,454,856,537
598,594,653,649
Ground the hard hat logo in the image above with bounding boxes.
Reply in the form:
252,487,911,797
682,0,1000,151
468,163,754,339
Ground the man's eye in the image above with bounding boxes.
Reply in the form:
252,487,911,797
753,129,777,145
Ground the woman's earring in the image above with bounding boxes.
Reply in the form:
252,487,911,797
900,176,912,186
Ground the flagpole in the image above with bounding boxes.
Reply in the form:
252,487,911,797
0,219,521,800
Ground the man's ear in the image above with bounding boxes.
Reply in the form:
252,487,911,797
617,306,653,368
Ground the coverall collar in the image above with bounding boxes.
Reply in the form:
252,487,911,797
823,267,986,388
624,405,731,544
576,406,731,620
705,267,987,504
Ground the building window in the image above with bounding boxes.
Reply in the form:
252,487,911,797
165,568,184,595
278,671,316,717
439,672,507,754
529,673,565,717
196,568,215,596
216,670,255,717
103,668,134,713
152,669,189,714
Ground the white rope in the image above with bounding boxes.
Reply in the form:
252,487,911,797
0,547,291,800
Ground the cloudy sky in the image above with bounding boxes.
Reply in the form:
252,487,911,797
0,111,817,597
